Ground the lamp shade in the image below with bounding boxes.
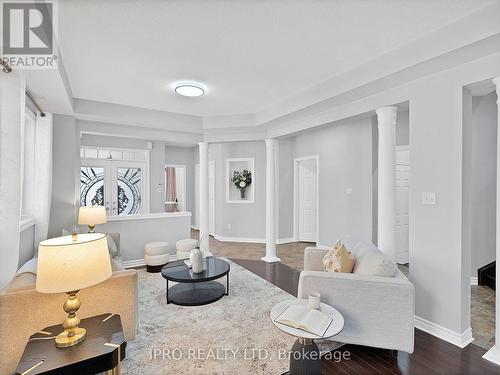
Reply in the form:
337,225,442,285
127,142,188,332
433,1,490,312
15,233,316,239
36,233,112,293
78,206,107,226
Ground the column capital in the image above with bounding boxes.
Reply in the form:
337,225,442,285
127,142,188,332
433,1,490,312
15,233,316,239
493,77,500,106
376,106,398,128
198,141,208,147
265,138,277,146
493,76,500,88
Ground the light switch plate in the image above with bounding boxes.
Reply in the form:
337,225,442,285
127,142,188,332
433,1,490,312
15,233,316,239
345,188,353,195
422,192,437,205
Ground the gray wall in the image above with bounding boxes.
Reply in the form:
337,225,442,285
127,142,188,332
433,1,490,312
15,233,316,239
18,226,35,267
95,215,191,261
396,110,410,146
468,92,497,276
150,141,166,213
81,134,150,149
292,117,374,246
210,141,267,239
48,115,79,237
165,145,196,222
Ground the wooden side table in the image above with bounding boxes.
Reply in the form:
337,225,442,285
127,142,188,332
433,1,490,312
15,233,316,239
15,313,126,375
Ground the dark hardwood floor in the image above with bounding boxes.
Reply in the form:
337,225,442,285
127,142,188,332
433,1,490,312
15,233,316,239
232,258,500,375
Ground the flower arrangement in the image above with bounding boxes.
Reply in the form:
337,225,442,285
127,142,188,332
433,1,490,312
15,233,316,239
232,169,252,199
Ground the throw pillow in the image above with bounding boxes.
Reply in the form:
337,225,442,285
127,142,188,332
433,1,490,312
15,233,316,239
323,240,356,273
353,243,397,277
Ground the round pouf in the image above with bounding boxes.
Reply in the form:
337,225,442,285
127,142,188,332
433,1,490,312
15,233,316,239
144,242,169,273
176,239,198,260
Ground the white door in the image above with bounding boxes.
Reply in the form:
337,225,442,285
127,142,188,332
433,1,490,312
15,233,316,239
81,159,149,216
297,158,317,242
195,162,215,234
395,147,409,264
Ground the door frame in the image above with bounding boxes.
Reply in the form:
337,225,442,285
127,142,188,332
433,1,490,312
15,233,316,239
293,155,319,243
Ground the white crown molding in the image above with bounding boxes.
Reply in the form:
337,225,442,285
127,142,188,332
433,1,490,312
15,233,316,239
45,1,500,144
414,316,474,348
74,98,202,133
256,1,500,127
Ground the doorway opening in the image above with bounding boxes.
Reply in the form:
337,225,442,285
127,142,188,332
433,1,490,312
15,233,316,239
463,81,497,350
293,155,319,243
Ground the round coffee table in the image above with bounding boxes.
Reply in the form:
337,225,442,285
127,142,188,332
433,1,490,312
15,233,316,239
161,257,230,306
271,299,344,375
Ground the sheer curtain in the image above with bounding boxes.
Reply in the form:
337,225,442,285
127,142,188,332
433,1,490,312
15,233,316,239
165,167,177,212
0,72,25,290
33,113,53,245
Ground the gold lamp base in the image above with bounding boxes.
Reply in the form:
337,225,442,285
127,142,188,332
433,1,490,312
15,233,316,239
55,327,87,348
55,291,87,348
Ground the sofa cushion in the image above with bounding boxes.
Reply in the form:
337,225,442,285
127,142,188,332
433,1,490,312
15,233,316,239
353,242,397,277
107,234,119,257
3,273,36,292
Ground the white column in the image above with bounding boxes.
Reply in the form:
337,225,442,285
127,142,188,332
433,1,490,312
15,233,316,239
198,142,212,256
483,76,500,365
376,106,398,261
262,138,281,262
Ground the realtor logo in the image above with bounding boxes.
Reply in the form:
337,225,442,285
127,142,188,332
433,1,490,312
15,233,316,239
1,0,58,69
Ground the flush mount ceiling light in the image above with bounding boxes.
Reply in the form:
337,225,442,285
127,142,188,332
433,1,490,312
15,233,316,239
174,83,205,97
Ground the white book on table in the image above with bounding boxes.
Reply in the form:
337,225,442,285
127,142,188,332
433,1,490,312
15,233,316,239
274,305,332,337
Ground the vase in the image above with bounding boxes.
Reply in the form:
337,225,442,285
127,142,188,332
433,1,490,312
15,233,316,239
240,188,246,199
190,248,204,273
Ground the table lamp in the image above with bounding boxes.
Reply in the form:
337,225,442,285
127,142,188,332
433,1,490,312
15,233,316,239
78,206,107,233
36,233,112,348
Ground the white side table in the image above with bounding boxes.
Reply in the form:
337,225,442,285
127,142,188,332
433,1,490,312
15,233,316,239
271,299,344,375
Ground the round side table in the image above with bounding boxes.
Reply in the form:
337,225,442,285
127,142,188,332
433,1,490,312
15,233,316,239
270,299,344,375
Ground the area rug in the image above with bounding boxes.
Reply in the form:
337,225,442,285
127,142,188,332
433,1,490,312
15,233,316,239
122,259,342,374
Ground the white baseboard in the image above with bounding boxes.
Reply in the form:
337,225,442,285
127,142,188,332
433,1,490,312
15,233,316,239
471,277,478,286
213,234,265,243
276,237,295,244
415,316,474,348
483,346,500,365
213,234,296,244
123,254,177,269
123,259,146,268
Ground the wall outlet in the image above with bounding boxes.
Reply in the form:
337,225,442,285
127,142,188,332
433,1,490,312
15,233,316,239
227,223,232,230
345,188,353,195
422,192,437,205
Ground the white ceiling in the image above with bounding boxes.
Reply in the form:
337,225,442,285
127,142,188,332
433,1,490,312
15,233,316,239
59,0,494,117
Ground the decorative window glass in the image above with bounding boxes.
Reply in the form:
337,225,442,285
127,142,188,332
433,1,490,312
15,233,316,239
117,167,142,215
80,166,105,206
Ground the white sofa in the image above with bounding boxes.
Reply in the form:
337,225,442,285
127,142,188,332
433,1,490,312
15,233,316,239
298,246,415,353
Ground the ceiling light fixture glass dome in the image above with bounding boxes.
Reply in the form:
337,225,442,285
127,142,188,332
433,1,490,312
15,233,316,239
174,83,205,97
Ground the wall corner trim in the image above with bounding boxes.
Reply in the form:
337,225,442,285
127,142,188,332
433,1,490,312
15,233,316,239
414,316,474,348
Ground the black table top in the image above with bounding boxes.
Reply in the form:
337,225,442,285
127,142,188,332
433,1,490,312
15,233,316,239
161,256,230,283
15,313,126,375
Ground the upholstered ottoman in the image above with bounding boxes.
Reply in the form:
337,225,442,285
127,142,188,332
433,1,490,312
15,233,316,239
176,239,198,260
144,241,169,272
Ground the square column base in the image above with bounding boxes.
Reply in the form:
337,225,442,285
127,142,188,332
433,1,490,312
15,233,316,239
261,256,281,263
483,345,500,366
